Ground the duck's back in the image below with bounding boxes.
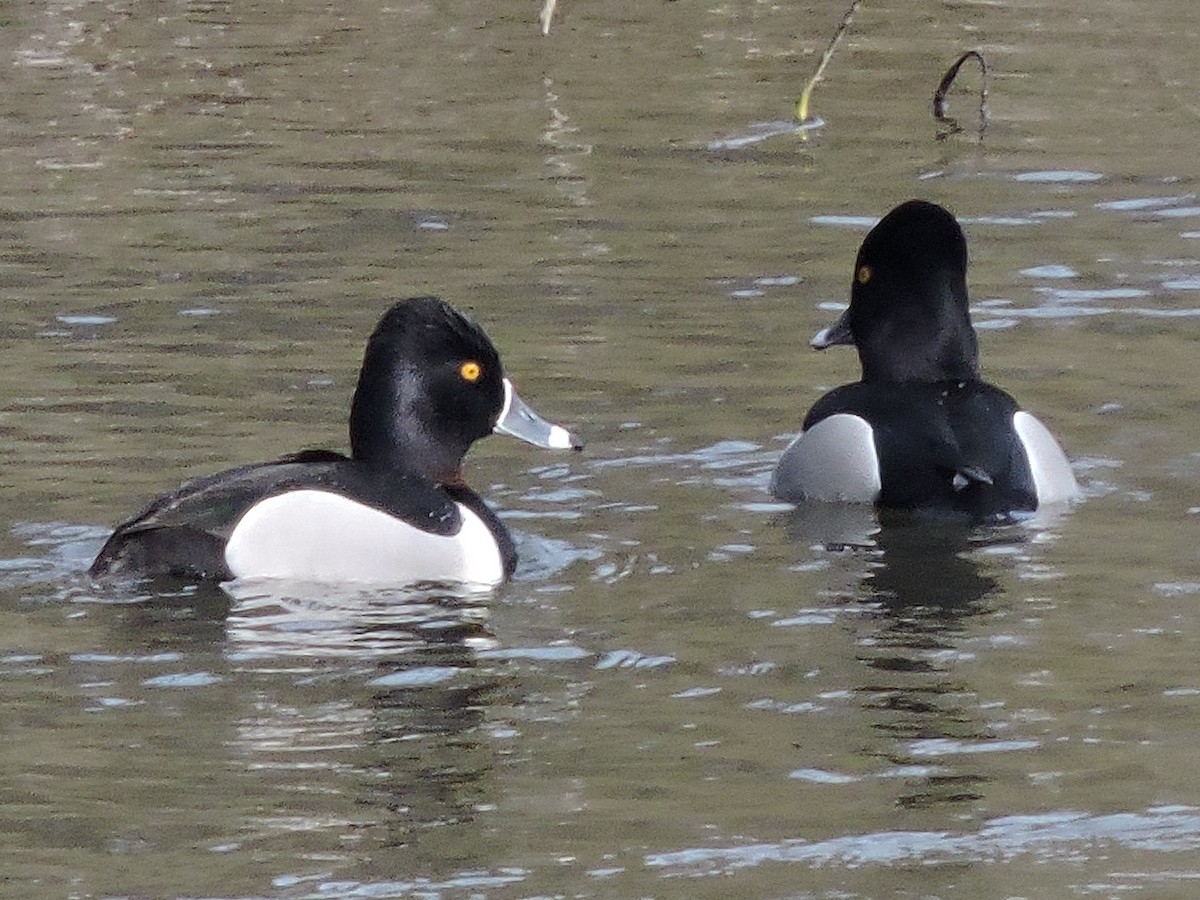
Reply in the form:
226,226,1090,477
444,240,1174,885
89,452,513,583
772,380,1049,518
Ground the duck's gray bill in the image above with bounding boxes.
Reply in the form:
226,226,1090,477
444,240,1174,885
811,307,854,350
495,379,583,451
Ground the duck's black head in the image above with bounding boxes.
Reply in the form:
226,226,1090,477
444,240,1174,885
815,200,979,383
349,296,581,480
349,297,509,479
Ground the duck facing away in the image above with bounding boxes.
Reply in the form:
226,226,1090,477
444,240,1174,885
90,296,583,586
770,199,1078,519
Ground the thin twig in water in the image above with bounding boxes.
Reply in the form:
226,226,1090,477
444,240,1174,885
540,0,557,35
933,50,989,140
795,0,863,124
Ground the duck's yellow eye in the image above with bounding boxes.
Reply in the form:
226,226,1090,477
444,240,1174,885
856,265,872,285
460,361,482,383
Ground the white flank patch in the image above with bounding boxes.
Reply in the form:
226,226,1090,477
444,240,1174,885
224,489,505,586
771,413,881,503
1013,411,1080,506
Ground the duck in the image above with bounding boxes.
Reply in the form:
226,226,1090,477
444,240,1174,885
89,296,583,586
770,199,1078,519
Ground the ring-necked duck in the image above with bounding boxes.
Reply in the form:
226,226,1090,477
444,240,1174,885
89,296,583,586
770,199,1078,519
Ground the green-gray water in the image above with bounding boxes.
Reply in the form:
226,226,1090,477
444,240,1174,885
4,1,1200,897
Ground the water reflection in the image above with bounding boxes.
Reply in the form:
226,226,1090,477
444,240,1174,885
223,579,497,661
858,520,1006,809
541,76,608,285
221,580,507,869
230,656,497,861
784,507,1044,810
0,532,578,888
865,515,1003,616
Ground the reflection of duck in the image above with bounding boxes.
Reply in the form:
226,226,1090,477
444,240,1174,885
783,501,879,552
853,519,1004,809
90,297,582,587
227,602,497,853
772,200,1078,520
85,578,505,855
785,510,1002,620
866,515,1001,616
856,520,1005,809
223,578,497,660
784,509,1035,809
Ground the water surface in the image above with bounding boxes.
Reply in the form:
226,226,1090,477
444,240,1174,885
4,1,1200,897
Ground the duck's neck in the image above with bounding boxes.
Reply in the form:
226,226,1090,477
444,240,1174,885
859,333,979,382
348,368,469,482
858,286,979,383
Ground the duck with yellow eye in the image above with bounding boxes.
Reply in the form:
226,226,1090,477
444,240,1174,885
771,200,1078,519
90,296,583,587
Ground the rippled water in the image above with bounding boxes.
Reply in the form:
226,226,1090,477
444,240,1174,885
4,0,1200,898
